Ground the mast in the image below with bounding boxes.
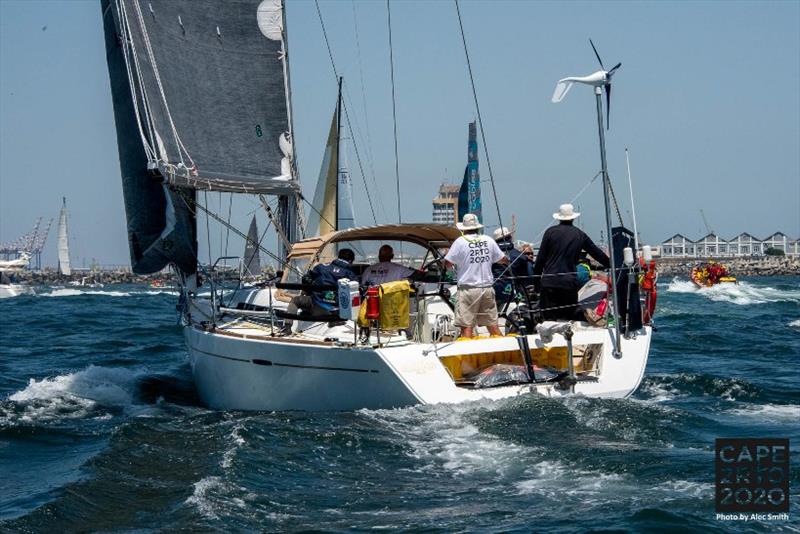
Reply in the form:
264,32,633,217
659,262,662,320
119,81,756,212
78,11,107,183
594,87,621,358
278,0,302,258
335,76,343,231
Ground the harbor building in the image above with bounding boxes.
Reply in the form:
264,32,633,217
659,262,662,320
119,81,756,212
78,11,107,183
658,232,799,258
432,184,460,225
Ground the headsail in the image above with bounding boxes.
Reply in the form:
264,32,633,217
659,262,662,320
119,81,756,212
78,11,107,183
101,0,300,273
306,79,356,237
57,197,71,276
457,121,482,222
307,105,339,237
243,215,261,277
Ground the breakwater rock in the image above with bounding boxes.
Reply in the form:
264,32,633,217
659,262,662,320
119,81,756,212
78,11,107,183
655,256,800,277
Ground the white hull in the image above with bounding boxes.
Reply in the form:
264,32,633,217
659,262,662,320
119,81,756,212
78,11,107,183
0,284,35,299
185,323,651,411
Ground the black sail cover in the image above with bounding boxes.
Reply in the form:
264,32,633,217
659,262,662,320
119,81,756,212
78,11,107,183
101,0,296,274
611,226,643,332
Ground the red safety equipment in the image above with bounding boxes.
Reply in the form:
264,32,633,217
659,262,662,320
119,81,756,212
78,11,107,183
365,286,380,320
639,258,658,324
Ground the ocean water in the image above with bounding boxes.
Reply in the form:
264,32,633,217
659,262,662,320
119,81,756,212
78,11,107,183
1,277,798,532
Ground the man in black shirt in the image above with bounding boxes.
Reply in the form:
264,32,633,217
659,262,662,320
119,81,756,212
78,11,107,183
533,203,610,320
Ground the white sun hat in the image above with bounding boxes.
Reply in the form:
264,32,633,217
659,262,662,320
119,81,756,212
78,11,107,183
553,203,580,221
456,213,484,231
492,226,512,240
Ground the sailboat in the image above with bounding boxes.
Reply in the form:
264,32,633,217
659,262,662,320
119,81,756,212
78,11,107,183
306,77,357,237
242,215,261,278
57,197,71,277
103,1,653,411
0,252,34,298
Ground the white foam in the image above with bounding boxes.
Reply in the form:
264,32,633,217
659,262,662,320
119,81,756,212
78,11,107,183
727,404,800,422
41,288,133,298
186,476,224,519
666,278,800,305
221,421,246,469
5,366,139,423
789,319,800,328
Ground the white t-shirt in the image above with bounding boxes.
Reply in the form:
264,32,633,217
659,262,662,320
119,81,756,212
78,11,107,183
361,261,414,286
445,234,504,287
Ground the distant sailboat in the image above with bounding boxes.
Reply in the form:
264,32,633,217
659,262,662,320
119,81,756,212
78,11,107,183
57,197,71,276
243,215,261,277
457,121,482,222
306,77,356,236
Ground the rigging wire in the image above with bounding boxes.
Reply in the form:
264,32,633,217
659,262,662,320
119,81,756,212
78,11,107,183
178,191,303,276
299,193,337,234
386,0,402,223
313,0,378,225
454,0,504,232
350,1,385,220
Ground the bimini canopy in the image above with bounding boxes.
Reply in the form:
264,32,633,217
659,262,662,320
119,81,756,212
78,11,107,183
288,223,461,263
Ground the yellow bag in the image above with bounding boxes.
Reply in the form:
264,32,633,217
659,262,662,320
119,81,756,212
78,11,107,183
378,280,410,329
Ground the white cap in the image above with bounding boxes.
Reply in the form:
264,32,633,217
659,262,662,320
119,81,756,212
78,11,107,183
456,213,484,231
493,227,512,240
553,203,580,221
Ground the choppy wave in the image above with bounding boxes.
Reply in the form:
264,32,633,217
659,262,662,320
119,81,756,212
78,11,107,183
726,403,800,422
790,319,800,328
635,373,760,403
2,366,142,425
666,278,800,305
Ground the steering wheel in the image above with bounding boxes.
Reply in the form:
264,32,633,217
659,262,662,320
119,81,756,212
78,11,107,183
420,256,445,273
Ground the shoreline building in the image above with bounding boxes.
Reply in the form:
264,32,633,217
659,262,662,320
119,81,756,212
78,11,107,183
432,184,460,225
658,232,799,258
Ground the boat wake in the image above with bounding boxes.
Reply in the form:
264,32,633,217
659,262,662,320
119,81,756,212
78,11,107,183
666,277,800,305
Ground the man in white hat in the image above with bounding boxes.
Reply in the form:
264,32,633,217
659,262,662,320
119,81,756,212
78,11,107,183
445,213,507,338
491,226,533,306
532,203,610,320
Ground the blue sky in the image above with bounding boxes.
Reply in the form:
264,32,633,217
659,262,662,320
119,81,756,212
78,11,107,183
1,0,798,267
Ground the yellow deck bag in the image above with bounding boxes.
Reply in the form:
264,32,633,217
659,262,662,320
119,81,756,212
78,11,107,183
378,280,410,329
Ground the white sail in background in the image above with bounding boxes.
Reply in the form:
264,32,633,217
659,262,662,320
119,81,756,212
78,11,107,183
57,197,71,276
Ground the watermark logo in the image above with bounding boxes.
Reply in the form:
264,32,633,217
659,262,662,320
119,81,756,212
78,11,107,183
715,438,789,517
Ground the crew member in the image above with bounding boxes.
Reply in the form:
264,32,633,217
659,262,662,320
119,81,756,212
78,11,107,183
533,203,610,320
491,227,532,306
444,213,507,338
283,248,357,333
362,244,415,286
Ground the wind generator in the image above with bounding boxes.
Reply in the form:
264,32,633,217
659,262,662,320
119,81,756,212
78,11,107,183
551,39,623,357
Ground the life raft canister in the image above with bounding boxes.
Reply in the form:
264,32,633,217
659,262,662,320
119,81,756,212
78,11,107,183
639,258,657,324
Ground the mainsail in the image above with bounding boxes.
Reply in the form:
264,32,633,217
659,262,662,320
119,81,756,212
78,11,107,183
57,197,71,276
306,79,356,237
243,215,261,277
101,0,300,274
457,121,482,222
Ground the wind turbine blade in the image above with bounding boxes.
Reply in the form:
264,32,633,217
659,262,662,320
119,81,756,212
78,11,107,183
552,80,573,103
608,62,622,75
589,38,605,70
605,84,611,129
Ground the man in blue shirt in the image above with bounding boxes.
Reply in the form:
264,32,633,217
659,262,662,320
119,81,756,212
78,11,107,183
283,248,357,333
